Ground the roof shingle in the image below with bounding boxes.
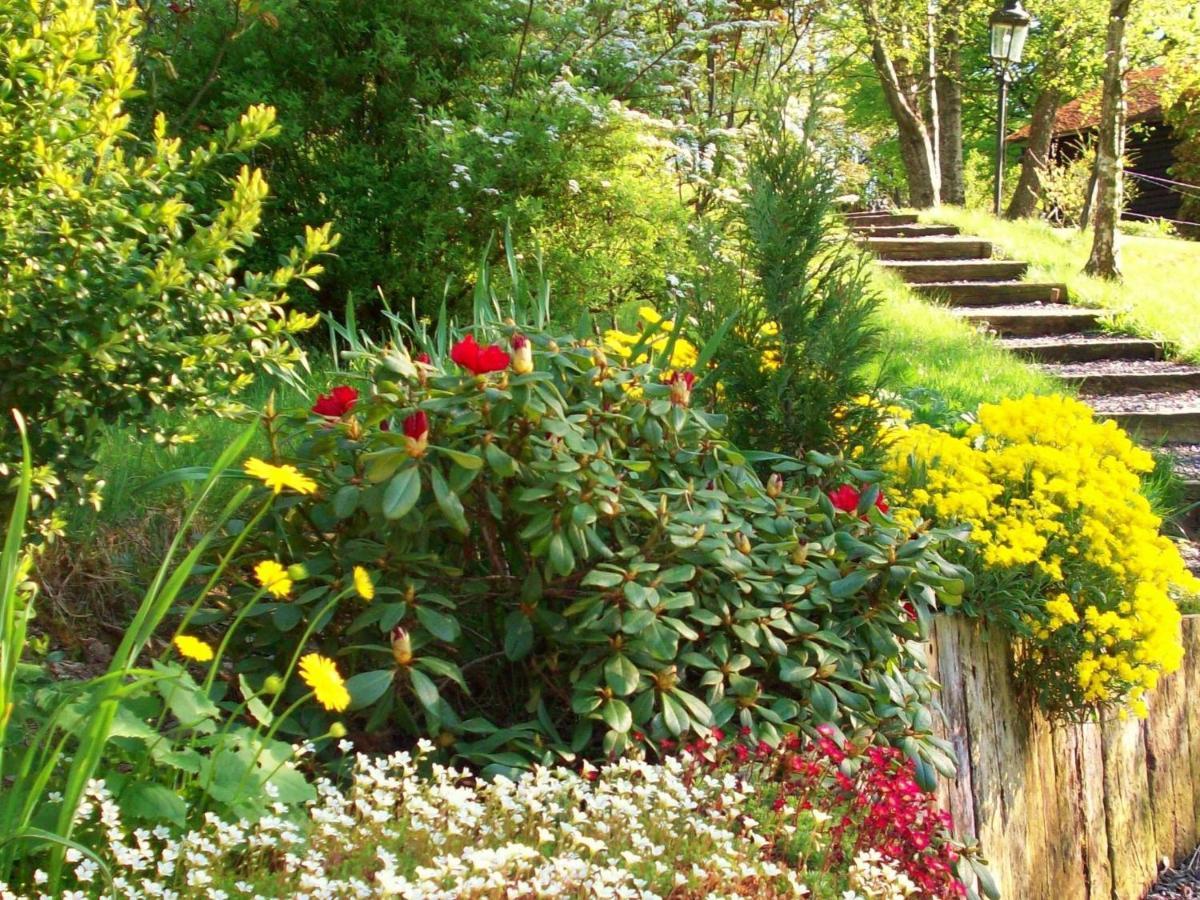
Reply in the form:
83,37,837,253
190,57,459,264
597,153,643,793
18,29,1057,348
1008,66,1167,143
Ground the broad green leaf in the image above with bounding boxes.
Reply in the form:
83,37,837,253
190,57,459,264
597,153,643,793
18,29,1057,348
347,669,396,709
382,467,422,520
504,611,534,661
409,668,439,710
809,683,837,720
415,605,461,643
120,783,186,826
779,658,816,685
599,698,632,734
604,654,640,696
430,467,469,534
434,446,483,470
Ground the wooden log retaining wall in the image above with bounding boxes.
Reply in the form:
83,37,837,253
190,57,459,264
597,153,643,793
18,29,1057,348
926,615,1200,900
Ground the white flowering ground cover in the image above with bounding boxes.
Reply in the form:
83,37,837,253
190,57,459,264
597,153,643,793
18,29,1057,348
0,743,917,899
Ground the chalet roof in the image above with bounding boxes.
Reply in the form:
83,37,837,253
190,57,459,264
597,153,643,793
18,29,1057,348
1007,66,1168,143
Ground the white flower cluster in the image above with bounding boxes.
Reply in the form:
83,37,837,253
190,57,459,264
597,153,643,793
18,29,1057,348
9,745,815,899
843,850,921,900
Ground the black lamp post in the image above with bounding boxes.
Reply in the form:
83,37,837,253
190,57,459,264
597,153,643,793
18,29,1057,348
989,0,1032,216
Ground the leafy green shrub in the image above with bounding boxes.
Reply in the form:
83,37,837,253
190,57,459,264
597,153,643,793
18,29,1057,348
134,0,694,321
203,308,971,778
700,100,886,459
0,0,335,522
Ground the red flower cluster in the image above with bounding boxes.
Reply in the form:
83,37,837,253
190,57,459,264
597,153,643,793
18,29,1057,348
312,385,358,418
777,735,964,897
675,728,967,898
450,335,510,375
828,483,888,516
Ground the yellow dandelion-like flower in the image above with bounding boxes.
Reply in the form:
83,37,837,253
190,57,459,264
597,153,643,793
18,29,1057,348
255,560,293,599
244,457,317,495
353,566,375,601
299,653,351,712
173,634,214,662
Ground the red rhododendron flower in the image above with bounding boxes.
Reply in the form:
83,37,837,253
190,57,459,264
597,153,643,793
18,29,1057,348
828,484,888,516
313,385,358,418
450,334,510,375
828,483,860,512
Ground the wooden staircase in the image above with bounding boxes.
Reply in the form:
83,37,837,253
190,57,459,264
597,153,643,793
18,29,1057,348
849,210,1200,508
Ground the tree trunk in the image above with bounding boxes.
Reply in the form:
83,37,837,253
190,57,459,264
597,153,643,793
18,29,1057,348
858,0,941,208
937,34,965,205
1006,88,1062,219
1085,0,1132,280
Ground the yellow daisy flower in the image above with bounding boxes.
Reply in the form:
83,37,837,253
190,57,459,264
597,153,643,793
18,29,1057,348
353,566,375,601
254,559,293,599
244,457,317,495
299,653,351,712
173,634,214,662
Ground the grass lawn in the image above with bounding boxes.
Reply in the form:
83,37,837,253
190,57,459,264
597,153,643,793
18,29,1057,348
867,264,1061,413
924,207,1200,362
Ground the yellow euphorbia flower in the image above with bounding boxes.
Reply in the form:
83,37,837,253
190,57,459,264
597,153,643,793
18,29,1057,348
884,393,1194,716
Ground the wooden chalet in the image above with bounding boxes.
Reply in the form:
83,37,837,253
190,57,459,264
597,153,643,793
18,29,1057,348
1008,66,1183,223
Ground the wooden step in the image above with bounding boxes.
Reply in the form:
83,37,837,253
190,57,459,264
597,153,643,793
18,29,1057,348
914,281,1069,307
954,305,1104,338
880,259,1029,284
858,237,992,261
1040,360,1200,396
1090,393,1200,443
853,224,961,238
847,213,920,228
1000,334,1163,364
1166,445,1200,502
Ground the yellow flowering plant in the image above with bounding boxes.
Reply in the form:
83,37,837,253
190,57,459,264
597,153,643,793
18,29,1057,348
603,306,701,370
885,394,1197,719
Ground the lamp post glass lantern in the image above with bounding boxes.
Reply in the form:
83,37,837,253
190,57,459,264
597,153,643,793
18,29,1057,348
989,0,1031,215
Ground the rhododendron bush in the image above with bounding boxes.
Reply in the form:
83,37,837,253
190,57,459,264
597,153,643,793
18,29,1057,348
201,315,973,777
885,394,1197,719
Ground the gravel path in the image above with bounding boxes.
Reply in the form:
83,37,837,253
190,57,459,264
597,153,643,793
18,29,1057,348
1088,391,1200,414
1042,360,1200,378
1147,848,1200,899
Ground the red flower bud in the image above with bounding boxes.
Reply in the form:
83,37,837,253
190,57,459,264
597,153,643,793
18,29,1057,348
511,333,534,375
391,626,412,666
312,385,358,418
402,410,429,458
667,370,696,406
403,410,428,441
